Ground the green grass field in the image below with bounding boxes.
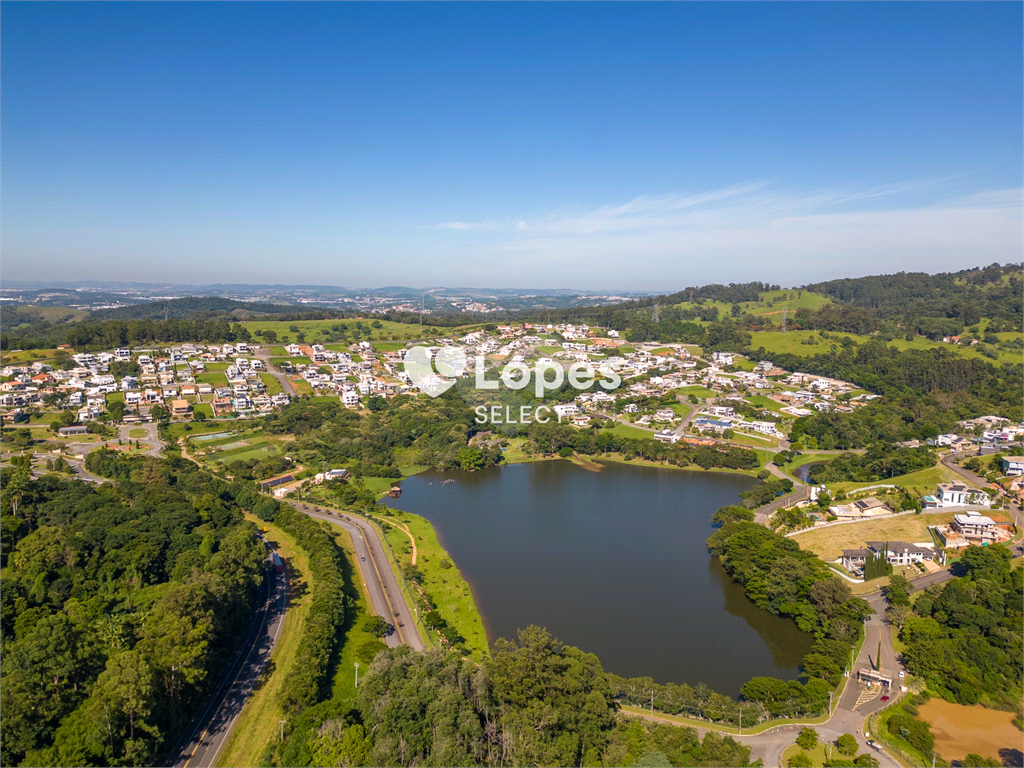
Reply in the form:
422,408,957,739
749,329,1020,365
210,439,281,464
371,341,408,352
744,394,789,414
196,371,229,388
605,421,655,439
258,372,283,395
674,385,718,400
534,345,562,356
324,526,389,704
1,348,67,364
242,318,431,342
268,356,312,368
377,510,490,659
290,378,314,396
191,403,214,419
105,391,125,404
827,462,962,494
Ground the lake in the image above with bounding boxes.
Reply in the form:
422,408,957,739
382,459,813,696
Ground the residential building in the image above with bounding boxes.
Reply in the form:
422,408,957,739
553,403,578,419
950,511,999,542
841,540,934,574
171,399,190,417
1001,456,1024,476
829,497,893,520
927,482,991,508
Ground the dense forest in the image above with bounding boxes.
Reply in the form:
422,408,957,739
897,546,1023,710
805,263,1023,331
259,395,760,481
269,626,757,768
805,445,936,484
0,461,269,767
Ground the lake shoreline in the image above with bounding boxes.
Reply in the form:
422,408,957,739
381,460,813,696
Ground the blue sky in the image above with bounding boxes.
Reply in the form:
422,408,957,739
2,2,1021,290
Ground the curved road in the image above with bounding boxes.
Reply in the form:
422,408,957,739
254,347,298,397
286,500,426,651
169,544,289,768
627,595,905,768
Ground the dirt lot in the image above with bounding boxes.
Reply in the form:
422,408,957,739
791,513,956,560
919,698,1023,764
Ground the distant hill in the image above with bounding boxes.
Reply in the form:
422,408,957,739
85,296,302,321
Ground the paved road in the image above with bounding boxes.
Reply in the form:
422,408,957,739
2,451,109,484
941,452,1024,529
170,544,289,768
754,486,810,524
119,421,163,457
254,347,298,397
287,500,426,651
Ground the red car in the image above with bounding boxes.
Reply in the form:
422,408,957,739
880,695,890,702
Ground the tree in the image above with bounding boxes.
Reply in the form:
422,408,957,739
960,754,1000,767
836,733,858,757
457,447,484,471
885,604,912,630
796,728,819,750
853,754,880,767
92,650,157,755
788,752,813,768
358,615,390,638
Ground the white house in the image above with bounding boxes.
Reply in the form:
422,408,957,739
951,511,998,541
1001,456,1024,476
553,403,578,419
711,352,735,365
930,482,991,508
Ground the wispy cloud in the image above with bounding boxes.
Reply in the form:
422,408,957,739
430,182,1021,288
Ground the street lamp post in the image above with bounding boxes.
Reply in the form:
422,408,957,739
354,662,360,688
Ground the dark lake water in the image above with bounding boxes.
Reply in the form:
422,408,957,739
382,459,813,696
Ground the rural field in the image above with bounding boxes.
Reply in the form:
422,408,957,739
748,328,1021,364
239,317,482,343
918,698,1023,765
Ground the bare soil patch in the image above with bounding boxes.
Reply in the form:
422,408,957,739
918,698,1022,763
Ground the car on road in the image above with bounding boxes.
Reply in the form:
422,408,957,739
898,670,905,678
867,740,883,752
360,556,366,561
880,695,890,702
